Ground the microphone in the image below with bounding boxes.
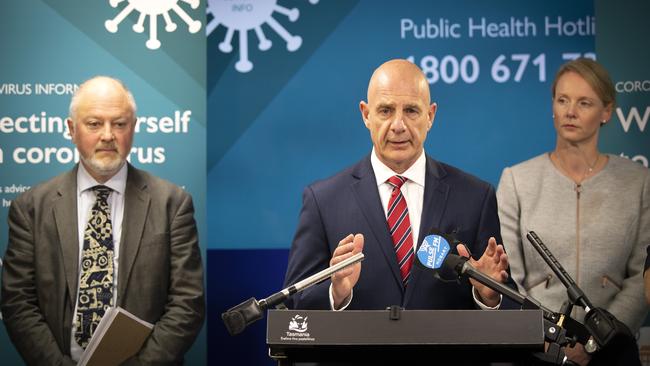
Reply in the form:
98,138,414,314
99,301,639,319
526,231,631,348
222,252,364,335
414,232,542,309
414,231,592,343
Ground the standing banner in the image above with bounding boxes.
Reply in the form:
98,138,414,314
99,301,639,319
0,1,206,364
595,0,650,361
207,1,595,364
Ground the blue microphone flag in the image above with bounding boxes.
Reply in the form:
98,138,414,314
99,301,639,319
416,234,451,270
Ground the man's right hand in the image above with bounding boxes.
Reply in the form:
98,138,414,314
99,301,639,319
563,342,591,366
331,233,364,309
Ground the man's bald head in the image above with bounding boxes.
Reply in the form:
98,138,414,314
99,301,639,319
69,76,137,123
360,59,436,174
367,59,431,106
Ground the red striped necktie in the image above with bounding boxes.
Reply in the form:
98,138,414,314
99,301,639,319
386,175,414,285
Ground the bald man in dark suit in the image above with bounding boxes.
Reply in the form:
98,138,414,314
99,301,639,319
284,60,516,313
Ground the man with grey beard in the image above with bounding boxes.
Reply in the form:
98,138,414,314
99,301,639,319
1,76,204,365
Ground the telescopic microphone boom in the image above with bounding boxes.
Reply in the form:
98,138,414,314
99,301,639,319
526,231,594,311
222,252,364,335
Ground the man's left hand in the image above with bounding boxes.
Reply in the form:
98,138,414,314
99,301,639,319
456,237,509,307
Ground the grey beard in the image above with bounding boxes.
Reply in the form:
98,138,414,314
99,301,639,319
81,154,125,177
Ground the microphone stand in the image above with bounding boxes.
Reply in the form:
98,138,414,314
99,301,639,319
222,252,364,335
526,231,632,350
443,254,590,365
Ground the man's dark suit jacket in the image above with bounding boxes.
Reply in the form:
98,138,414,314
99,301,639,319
1,164,205,365
284,155,518,310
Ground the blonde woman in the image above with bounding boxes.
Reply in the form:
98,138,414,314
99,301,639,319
497,58,648,365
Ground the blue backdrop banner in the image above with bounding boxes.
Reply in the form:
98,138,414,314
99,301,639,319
0,0,206,364
596,0,650,167
207,0,595,250
207,1,595,364
595,0,650,358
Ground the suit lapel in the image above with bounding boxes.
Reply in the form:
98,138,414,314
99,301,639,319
350,157,403,290
118,165,150,302
405,156,450,304
53,167,80,307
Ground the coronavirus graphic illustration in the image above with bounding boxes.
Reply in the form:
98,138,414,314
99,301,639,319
206,0,318,73
105,0,202,50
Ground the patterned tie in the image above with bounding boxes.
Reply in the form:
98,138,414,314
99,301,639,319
386,175,414,285
75,185,115,349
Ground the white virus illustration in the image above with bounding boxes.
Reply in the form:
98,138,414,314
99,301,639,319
105,0,202,50
206,0,319,73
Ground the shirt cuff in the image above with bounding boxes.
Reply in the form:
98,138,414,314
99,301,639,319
329,283,353,311
473,286,502,310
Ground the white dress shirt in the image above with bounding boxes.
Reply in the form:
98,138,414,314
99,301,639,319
330,149,500,310
70,162,127,361
371,149,426,249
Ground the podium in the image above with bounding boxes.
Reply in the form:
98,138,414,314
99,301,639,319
267,309,545,364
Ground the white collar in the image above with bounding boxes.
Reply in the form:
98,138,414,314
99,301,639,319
77,161,128,196
370,148,426,187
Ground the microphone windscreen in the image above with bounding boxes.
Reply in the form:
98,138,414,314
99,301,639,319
221,297,263,336
441,253,467,274
222,310,247,335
